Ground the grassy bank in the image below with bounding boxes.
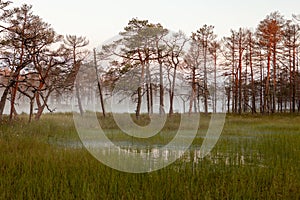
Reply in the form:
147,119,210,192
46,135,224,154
0,113,300,199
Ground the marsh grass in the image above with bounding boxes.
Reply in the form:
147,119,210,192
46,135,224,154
0,113,299,199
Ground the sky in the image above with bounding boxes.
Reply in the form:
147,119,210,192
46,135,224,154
12,0,300,49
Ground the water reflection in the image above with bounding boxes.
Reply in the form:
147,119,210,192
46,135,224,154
48,138,264,167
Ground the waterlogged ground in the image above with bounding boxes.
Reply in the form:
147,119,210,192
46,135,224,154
48,133,261,167
0,113,300,199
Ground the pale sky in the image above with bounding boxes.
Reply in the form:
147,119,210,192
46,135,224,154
12,0,300,48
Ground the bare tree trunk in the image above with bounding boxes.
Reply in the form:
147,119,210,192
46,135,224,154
213,52,217,113
226,87,231,113
97,81,106,117
159,60,164,114
150,82,153,114
264,49,271,114
35,104,46,120
94,49,106,117
197,87,201,113
244,56,248,113
231,34,236,114
292,39,296,113
136,86,142,119
75,83,84,115
189,66,196,114
272,43,277,113
146,83,150,114
288,44,293,113
135,51,146,119
9,83,19,120
0,86,9,119
238,37,243,114
278,75,282,113
28,98,34,123
169,64,178,115
234,71,238,113
35,92,42,120
203,45,208,115
145,62,153,114
259,51,264,114
249,33,256,114
35,90,52,120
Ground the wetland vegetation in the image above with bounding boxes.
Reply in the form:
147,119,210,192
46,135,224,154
1,113,299,199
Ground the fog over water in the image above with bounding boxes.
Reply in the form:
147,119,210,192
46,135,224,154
1,89,226,115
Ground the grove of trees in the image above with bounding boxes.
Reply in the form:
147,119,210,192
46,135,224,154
0,1,300,122
0,1,89,122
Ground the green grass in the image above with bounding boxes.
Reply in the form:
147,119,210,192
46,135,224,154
0,113,300,199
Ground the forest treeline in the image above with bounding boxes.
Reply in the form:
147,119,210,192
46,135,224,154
0,1,300,122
